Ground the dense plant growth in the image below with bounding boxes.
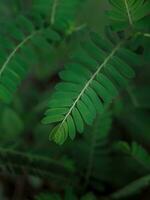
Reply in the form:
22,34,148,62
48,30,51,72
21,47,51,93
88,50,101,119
0,0,150,199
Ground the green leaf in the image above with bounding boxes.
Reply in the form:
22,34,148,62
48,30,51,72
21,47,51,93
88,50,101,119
0,15,62,104
43,32,135,144
108,0,150,30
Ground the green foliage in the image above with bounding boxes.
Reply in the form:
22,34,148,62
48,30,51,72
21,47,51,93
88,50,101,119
33,0,85,32
69,111,112,191
0,0,149,199
42,32,135,145
35,188,77,200
116,141,150,172
110,174,150,199
36,191,97,200
107,0,150,31
0,107,24,142
0,147,74,182
36,193,62,200
81,193,97,200
0,14,61,104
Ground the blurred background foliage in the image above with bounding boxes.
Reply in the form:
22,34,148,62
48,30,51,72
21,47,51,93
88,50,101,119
0,0,150,199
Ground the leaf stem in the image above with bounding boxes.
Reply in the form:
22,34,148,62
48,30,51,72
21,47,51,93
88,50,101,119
124,0,133,26
51,0,59,25
110,174,150,199
0,148,75,181
59,42,122,130
0,32,37,77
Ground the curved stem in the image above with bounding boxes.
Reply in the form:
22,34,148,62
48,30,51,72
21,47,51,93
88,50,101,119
0,32,37,77
110,174,150,199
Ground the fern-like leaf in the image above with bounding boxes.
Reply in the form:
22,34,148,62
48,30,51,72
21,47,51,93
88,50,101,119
43,32,136,145
0,15,61,104
107,0,150,30
116,141,150,172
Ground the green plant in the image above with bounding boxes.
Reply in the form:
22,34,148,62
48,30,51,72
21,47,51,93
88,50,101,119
0,0,149,199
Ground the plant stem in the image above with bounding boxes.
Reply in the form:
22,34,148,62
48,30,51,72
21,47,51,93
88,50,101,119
0,148,75,182
110,174,150,199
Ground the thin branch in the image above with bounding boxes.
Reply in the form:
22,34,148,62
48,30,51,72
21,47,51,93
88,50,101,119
0,148,75,182
135,32,150,38
126,86,139,107
51,0,59,25
143,33,150,38
124,0,133,26
110,174,150,199
73,24,87,33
